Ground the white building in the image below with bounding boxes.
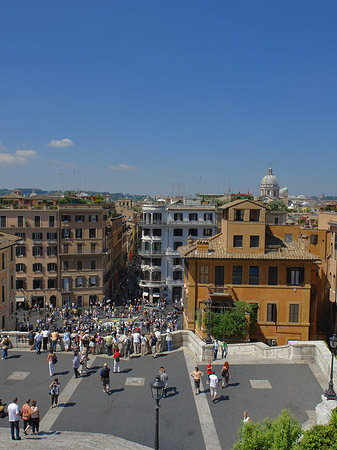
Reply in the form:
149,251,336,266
139,199,217,303
259,164,280,202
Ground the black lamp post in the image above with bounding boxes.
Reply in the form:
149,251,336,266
204,299,212,344
325,334,337,400
150,376,165,450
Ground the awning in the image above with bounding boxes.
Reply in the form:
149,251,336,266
153,293,160,297
16,297,26,302
143,292,149,296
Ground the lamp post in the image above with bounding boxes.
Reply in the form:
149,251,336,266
150,376,165,450
325,334,337,400
204,299,212,344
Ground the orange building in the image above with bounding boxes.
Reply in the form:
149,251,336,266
179,199,320,345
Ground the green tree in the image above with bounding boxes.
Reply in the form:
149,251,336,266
232,410,302,450
294,407,337,450
268,200,288,211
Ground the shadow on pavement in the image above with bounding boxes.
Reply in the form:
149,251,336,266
121,368,132,373
214,395,229,404
108,388,124,395
55,371,69,376
165,387,179,398
8,355,21,359
59,402,76,408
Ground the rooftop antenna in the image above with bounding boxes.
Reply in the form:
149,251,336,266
73,169,76,192
198,177,202,197
228,173,231,194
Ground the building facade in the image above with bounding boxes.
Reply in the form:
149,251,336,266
0,232,20,330
179,199,320,345
139,200,217,303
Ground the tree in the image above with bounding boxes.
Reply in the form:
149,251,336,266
294,407,337,450
268,200,288,211
232,409,302,450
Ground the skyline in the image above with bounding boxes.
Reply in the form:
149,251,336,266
1,1,336,196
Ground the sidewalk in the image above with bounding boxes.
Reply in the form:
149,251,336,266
0,428,152,450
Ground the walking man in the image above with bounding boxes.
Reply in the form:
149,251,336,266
158,367,169,398
209,370,219,403
42,329,50,352
8,397,21,441
100,363,111,394
1,334,10,360
72,352,80,378
213,340,219,360
113,347,121,373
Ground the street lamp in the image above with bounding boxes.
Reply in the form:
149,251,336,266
204,299,212,344
150,376,165,450
325,334,337,400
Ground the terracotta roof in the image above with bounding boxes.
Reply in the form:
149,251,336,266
179,232,319,262
0,232,21,250
0,192,24,199
218,198,267,210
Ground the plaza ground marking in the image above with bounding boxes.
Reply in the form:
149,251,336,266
8,371,30,380
184,349,222,450
125,377,145,386
250,379,272,389
40,355,97,431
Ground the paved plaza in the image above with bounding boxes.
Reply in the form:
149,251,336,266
0,347,325,450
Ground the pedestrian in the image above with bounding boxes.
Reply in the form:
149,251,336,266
243,411,250,424
0,399,5,418
21,398,32,435
124,333,132,360
100,363,110,394
158,367,169,398
113,347,121,373
46,350,55,376
213,339,219,360
141,334,147,356
132,329,141,354
51,329,59,352
155,328,161,354
30,400,40,435
49,378,60,408
8,397,21,441
221,340,228,359
209,370,219,403
1,334,10,360
34,330,42,354
42,329,50,352
63,330,71,352
28,330,35,350
221,361,231,388
150,333,157,358
104,332,113,356
190,366,204,395
206,360,213,384
72,352,80,378
166,328,172,352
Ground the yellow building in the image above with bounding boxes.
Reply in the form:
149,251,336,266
179,199,320,345
0,232,20,329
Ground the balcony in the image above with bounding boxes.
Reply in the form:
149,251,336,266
139,280,165,288
61,287,72,293
208,285,234,299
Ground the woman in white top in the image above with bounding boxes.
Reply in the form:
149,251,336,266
243,411,250,424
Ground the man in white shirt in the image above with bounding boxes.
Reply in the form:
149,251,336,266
209,371,219,403
154,329,161,354
42,329,50,352
8,397,21,441
132,330,141,354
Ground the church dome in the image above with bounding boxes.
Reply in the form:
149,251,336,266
260,165,279,188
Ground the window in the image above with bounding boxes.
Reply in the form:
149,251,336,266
1,285,4,303
33,279,43,289
173,270,182,280
200,265,209,283
267,304,277,322
32,246,43,257
77,260,83,270
75,215,85,222
152,271,161,281
153,213,162,224
173,258,181,266
17,216,23,227
310,234,318,245
174,213,183,222
77,295,83,307
204,213,213,221
249,266,259,285
268,267,278,285
47,232,57,242
174,228,183,236
62,278,71,291
76,277,84,287
215,266,224,286
47,263,57,272
16,263,25,273
173,241,182,250
34,216,41,227
63,260,69,270
63,244,69,254
89,276,97,287
90,259,96,270
287,267,305,286
143,229,150,237
47,246,57,256
188,229,198,237
153,242,162,253
233,235,243,248
62,215,71,223
49,216,55,227
48,279,57,289
266,339,277,346
62,228,70,239
152,229,161,237
249,303,259,322
234,210,244,221
89,228,96,238
16,246,26,257
250,235,260,248
33,263,42,272
15,232,25,241
249,210,260,222
232,265,243,284
1,253,4,270
76,228,83,238
0,216,6,227
289,304,299,323
89,215,98,222
274,217,279,225
77,244,83,254
189,213,198,221
203,229,212,237
16,279,25,289
10,275,13,290
90,243,96,254
33,232,43,242
285,233,293,243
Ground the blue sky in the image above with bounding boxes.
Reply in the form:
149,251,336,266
0,1,336,196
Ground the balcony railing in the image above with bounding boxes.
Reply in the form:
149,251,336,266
208,285,233,297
